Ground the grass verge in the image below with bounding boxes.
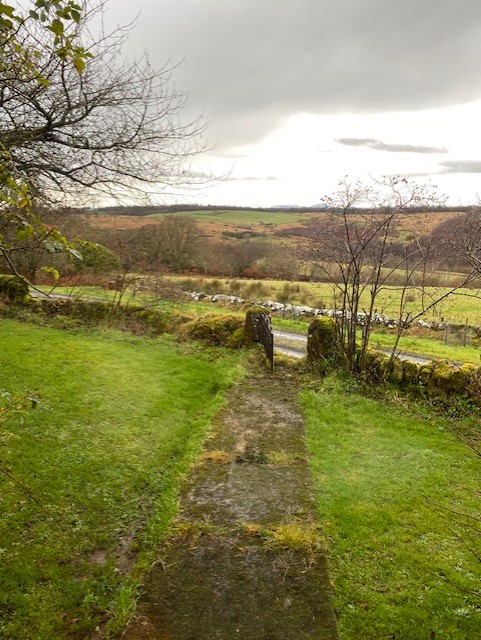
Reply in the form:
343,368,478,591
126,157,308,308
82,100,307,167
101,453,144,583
302,378,480,640
0,320,245,639
370,331,481,365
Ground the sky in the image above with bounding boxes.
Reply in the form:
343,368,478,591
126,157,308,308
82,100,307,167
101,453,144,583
104,0,481,207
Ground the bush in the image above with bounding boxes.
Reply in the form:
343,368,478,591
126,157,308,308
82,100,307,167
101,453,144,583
0,275,29,302
364,350,479,400
71,240,120,275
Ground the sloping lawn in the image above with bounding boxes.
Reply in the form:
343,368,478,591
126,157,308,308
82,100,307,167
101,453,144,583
303,379,480,640
0,320,245,639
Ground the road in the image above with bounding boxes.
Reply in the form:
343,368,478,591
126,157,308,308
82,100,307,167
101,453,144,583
273,329,433,364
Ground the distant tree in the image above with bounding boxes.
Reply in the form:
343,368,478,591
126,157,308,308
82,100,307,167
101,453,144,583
218,240,269,277
429,209,481,274
154,216,202,271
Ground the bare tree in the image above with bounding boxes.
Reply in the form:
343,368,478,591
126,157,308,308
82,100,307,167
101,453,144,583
0,1,207,287
301,177,480,375
1,2,206,202
154,216,202,271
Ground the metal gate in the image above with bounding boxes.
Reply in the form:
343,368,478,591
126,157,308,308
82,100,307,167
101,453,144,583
251,312,274,371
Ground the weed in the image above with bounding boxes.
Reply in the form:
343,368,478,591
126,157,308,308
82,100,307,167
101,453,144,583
266,451,306,466
198,450,234,464
241,521,325,552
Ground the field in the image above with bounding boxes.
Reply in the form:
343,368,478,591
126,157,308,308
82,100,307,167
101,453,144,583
78,207,461,243
0,321,245,638
35,281,481,364
79,208,316,237
147,209,312,226
167,275,481,325
303,378,480,639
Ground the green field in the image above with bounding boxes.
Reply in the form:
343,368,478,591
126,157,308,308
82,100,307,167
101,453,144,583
0,321,245,638
147,209,311,226
303,378,480,639
168,276,481,325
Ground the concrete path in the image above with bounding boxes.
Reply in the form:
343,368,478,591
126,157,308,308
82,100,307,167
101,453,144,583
123,364,338,640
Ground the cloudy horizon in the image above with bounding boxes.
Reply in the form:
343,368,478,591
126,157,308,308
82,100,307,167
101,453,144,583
103,1,481,207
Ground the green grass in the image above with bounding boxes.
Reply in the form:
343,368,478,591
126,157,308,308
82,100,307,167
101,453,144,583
36,281,481,366
370,331,481,365
146,209,311,226
302,379,480,639
0,320,245,638
165,275,481,325
43,277,481,327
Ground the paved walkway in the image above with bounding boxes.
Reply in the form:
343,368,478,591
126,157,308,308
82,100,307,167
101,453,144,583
123,364,338,640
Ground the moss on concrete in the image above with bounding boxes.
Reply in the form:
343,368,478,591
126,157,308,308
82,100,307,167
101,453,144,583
306,317,338,367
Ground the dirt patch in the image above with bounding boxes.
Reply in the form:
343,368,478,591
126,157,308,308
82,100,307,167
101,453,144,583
122,364,338,640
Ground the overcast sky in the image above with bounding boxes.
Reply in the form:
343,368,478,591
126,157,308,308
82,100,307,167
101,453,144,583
105,1,481,206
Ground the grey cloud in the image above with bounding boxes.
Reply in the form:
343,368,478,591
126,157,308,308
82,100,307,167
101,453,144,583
336,138,378,147
337,138,447,154
109,0,481,151
373,142,447,154
439,161,481,174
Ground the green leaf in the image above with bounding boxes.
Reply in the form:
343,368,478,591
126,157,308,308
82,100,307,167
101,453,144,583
0,3,15,18
15,229,29,242
73,56,86,74
0,16,13,29
37,75,52,87
49,17,63,36
40,266,60,280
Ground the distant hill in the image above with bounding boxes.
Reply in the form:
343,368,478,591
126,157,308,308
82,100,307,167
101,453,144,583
75,204,328,216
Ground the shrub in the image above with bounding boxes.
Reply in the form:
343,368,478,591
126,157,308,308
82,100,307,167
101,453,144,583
71,240,120,274
0,275,29,302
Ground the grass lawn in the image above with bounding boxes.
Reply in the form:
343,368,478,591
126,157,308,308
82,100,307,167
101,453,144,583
0,320,245,639
302,379,480,639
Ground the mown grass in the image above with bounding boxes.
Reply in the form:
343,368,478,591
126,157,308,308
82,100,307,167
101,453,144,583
302,378,480,640
0,320,245,639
